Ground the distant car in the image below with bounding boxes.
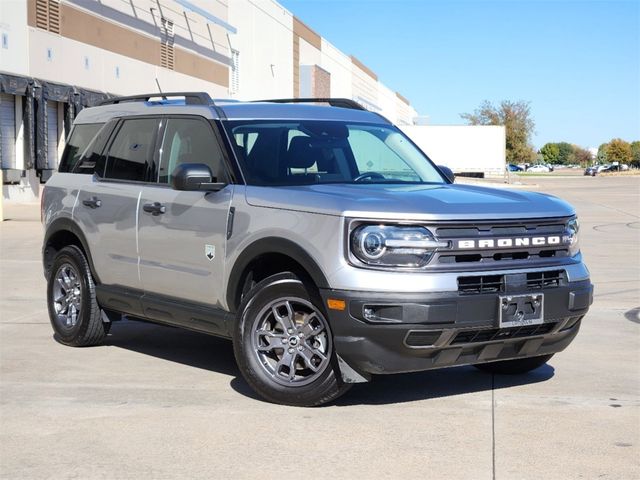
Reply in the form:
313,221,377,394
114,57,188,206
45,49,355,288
584,166,597,176
507,164,523,172
601,165,625,173
596,165,609,173
527,164,550,173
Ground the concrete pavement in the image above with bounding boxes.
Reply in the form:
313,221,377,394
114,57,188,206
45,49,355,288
1,176,638,479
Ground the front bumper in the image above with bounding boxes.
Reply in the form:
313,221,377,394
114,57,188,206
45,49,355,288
320,277,593,379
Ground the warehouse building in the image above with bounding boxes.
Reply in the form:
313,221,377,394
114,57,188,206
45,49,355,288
0,0,419,201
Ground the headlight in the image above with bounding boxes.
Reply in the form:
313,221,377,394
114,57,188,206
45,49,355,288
565,217,580,256
350,224,448,268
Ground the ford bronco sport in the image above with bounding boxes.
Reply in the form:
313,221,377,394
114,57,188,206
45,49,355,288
42,93,593,406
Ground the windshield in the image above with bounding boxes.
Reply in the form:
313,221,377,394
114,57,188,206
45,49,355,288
224,120,446,186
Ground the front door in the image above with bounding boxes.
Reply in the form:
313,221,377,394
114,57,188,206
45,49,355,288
137,116,233,307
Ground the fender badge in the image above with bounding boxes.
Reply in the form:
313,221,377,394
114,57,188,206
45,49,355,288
205,244,215,261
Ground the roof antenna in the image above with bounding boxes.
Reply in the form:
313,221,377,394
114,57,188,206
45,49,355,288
155,78,167,100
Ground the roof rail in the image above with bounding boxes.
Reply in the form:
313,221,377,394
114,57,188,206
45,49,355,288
99,92,213,106
253,98,365,111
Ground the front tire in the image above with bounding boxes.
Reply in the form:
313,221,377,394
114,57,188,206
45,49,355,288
233,273,350,406
474,354,554,375
46,245,106,347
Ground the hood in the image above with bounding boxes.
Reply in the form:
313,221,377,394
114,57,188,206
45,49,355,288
245,183,575,221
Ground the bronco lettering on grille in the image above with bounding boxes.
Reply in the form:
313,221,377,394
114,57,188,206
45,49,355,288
456,236,562,249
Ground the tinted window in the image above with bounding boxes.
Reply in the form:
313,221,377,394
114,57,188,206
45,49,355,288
59,123,103,173
72,122,117,176
225,120,445,186
104,118,159,182
156,118,226,184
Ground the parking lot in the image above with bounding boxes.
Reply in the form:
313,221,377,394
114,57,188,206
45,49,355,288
1,175,638,479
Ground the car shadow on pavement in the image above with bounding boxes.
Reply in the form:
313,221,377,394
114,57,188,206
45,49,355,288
106,319,555,406
334,364,554,406
105,319,240,378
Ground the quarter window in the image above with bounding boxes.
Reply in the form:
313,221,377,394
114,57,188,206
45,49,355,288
104,118,158,182
59,123,103,173
157,118,226,184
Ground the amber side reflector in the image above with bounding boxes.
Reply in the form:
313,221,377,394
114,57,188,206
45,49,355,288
327,299,346,311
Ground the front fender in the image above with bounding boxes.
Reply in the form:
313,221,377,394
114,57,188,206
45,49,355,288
225,237,329,312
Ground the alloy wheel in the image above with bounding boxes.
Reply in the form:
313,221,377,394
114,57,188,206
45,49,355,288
251,297,332,387
52,263,82,330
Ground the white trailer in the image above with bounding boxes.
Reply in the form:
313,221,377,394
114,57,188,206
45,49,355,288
401,125,506,177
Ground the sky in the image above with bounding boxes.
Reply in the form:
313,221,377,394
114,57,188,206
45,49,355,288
279,0,640,149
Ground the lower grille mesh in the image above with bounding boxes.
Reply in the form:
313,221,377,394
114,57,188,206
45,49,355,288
526,270,565,289
458,275,505,295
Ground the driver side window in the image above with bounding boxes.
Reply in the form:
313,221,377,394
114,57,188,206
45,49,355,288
157,118,227,184
348,129,420,182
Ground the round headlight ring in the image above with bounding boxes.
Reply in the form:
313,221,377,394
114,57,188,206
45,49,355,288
359,230,386,260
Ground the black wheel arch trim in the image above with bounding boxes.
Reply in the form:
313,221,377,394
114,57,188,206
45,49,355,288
226,237,329,311
43,217,101,284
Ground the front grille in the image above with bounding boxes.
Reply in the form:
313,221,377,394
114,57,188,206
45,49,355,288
438,250,570,265
526,270,565,289
428,218,571,269
458,275,505,295
450,322,557,345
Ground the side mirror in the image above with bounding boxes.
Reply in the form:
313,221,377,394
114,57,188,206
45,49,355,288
171,163,226,191
438,165,455,183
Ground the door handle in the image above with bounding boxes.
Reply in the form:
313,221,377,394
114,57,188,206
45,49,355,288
143,202,166,216
82,196,101,209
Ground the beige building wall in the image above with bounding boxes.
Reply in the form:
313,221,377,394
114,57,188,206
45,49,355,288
377,82,398,123
2,0,423,202
319,39,352,99
227,0,294,99
25,0,231,93
396,92,416,126
0,1,30,76
350,55,380,112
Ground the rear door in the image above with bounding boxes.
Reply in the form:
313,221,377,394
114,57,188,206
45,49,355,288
74,117,160,289
137,116,233,307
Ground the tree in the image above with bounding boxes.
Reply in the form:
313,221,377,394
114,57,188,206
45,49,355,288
606,138,632,164
631,141,640,168
540,143,560,164
597,143,608,163
461,100,536,164
557,142,575,165
573,147,592,166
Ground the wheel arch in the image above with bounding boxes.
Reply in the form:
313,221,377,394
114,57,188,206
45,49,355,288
226,237,329,312
43,218,100,283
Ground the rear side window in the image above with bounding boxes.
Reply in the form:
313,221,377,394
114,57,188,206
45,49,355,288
104,118,159,182
58,123,103,173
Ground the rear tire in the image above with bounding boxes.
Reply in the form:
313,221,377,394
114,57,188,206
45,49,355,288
474,354,554,375
233,272,350,406
46,245,106,347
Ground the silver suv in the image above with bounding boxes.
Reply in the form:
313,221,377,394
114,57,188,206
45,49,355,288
42,93,593,406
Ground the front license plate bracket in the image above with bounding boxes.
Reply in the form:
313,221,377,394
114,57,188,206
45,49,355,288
499,294,544,328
